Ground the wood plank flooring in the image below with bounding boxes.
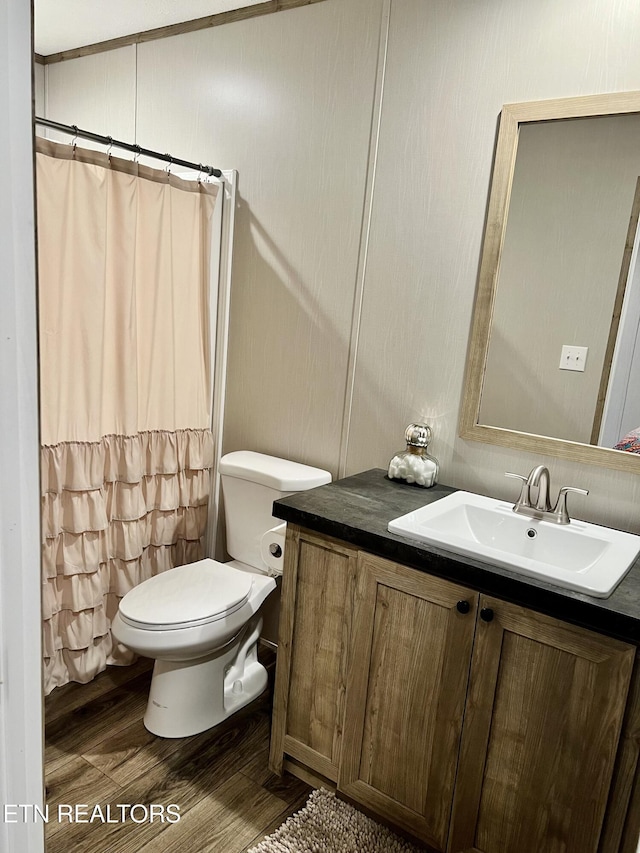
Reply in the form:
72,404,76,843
44,650,311,853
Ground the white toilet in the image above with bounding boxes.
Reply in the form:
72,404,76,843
111,450,331,738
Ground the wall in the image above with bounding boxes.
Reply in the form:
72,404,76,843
42,0,640,539
343,0,640,532
44,0,385,477
34,61,44,114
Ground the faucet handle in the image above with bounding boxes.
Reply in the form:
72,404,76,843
552,486,589,524
505,472,531,508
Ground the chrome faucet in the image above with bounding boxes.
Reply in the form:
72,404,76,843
505,466,588,524
528,465,551,512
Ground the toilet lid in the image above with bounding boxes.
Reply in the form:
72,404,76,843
118,559,253,630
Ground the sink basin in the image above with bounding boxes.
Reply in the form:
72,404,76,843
387,491,640,598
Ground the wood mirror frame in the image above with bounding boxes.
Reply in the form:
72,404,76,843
459,90,640,474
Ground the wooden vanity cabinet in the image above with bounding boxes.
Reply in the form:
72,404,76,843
447,595,634,853
339,552,478,850
268,527,358,783
269,526,636,853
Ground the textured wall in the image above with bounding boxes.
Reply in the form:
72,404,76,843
48,0,383,477
343,0,640,532
46,45,137,139
42,0,640,533
34,61,45,114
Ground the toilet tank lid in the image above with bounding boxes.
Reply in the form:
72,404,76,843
219,451,331,491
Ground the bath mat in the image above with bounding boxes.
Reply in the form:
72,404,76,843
248,787,424,852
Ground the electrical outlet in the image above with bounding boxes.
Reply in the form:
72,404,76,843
559,345,588,372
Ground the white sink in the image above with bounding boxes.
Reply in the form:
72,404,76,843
387,491,640,598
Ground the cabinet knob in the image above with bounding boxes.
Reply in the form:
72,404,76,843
456,600,470,614
480,607,494,622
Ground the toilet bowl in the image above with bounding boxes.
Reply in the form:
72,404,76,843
111,451,331,738
111,559,276,737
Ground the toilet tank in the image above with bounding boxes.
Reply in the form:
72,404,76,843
219,451,332,570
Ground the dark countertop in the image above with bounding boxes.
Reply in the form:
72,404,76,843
273,468,640,645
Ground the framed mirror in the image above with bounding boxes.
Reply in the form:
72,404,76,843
460,91,640,474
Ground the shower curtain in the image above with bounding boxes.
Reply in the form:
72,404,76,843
36,139,219,694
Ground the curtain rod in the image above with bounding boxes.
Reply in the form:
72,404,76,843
34,117,223,179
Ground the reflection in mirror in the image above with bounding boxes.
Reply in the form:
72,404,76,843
479,115,640,444
460,91,640,474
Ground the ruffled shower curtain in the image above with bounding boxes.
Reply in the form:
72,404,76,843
36,139,219,694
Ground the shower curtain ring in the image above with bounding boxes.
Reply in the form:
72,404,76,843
71,125,78,152
106,136,113,158
165,155,173,174
134,144,141,164
197,163,204,183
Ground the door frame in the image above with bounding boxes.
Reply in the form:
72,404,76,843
0,0,46,851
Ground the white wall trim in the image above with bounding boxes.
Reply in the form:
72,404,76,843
338,0,391,478
0,0,45,851
206,170,238,558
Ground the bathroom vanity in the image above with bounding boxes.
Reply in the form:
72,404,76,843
268,469,640,853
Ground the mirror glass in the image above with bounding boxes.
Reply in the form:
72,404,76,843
460,92,640,473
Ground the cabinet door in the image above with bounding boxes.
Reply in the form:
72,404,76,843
269,526,357,782
339,553,479,851
598,652,640,853
448,595,635,853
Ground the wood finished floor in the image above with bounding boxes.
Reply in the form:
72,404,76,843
44,651,311,853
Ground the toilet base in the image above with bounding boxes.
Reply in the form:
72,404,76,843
143,614,268,738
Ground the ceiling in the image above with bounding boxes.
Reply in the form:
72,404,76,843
34,0,266,56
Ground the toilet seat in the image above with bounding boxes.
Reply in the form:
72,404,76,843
118,558,253,631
